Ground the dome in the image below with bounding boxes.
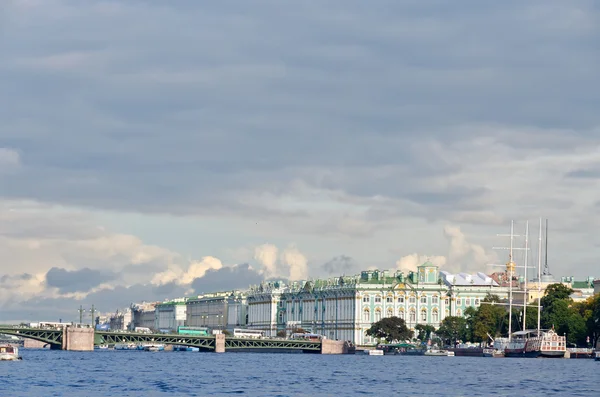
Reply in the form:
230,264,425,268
505,261,516,273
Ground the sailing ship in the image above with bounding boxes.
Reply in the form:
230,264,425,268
502,219,566,358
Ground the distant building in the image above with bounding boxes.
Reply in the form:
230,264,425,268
594,280,600,296
108,308,133,331
247,262,509,345
561,276,596,302
155,298,188,332
131,302,158,330
185,291,248,331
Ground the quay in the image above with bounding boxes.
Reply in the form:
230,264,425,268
0,326,353,354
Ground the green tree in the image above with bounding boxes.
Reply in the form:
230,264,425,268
414,324,435,341
365,316,413,343
472,301,507,342
436,316,467,346
540,283,573,309
276,330,286,338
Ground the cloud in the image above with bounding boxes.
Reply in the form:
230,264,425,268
322,255,357,275
395,225,497,274
0,0,599,320
280,246,308,281
151,256,224,286
45,267,118,294
253,244,278,277
190,263,263,294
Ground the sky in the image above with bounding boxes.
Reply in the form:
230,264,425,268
0,0,599,323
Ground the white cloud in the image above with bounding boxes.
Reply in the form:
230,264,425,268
253,243,278,277
280,246,309,281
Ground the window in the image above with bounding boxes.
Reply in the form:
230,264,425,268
432,310,439,323
474,298,480,306
398,296,404,304
398,309,404,319
456,309,462,317
465,298,471,306
409,295,416,304
387,308,393,317
409,310,416,323
456,298,462,306
420,310,427,322
363,295,370,303
432,296,439,305
375,295,381,303
374,310,382,322
420,295,427,304
444,298,449,306
363,309,370,322
386,296,393,303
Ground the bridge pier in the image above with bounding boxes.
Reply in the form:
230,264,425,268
62,326,94,351
215,333,225,353
320,339,351,354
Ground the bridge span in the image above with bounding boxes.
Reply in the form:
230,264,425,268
0,326,351,354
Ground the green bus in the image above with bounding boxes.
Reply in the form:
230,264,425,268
177,326,209,336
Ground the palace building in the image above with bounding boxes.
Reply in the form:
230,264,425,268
247,262,508,345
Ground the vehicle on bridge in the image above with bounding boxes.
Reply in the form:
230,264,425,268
28,322,69,329
232,329,265,339
291,333,323,341
177,326,210,336
134,327,152,333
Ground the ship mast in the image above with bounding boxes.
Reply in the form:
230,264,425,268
507,220,514,341
537,218,542,333
523,221,529,332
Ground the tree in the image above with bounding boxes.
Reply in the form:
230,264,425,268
436,316,467,346
292,327,307,334
414,324,435,341
222,329,231,336
365,316,413,343
276,330,286,338
472,302,507,342
540,283,573,309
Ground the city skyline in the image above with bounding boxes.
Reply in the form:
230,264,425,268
1,0,599,322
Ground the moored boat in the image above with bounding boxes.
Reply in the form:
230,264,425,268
424,349,454,357
0,344,22,361
143,344,164,352
594,351,600,361
539,328,566,358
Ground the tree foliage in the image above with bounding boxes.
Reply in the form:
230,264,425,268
414,324,435,341
365,316,413,343
436,316,467,345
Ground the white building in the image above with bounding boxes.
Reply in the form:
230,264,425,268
247,263,509,345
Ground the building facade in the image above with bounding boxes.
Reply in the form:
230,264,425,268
131,302,158,330
247,263,508,345
185,291,248,331
155,298,188,332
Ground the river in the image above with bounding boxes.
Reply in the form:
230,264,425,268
1,349,598,396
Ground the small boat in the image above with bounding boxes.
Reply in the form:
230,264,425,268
0,344,22,361
363,349,384,355
424,349,454,357
114,343,137,350
594,351,600,361
143,344,164,352
95,344,109,350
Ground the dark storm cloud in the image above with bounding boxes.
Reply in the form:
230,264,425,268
0,282,190,322
190,264,263,294
45,267,118,293
322,255,358,275
0,0,598,218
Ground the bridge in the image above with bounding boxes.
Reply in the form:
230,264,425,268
0,326,348,353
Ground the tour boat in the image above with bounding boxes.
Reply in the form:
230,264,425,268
0,344,22,361
143,344,164,352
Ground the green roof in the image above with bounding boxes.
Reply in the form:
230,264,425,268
572,281,592,289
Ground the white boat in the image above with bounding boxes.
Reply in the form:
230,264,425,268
424,349,454,356
363,349,384,355
594,351,600,361
143,344,164,352
0,344,22,361
95,344,109,350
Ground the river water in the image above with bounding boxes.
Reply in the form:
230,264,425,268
1,349,598,396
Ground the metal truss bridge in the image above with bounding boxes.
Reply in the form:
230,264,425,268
0,326,322,352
